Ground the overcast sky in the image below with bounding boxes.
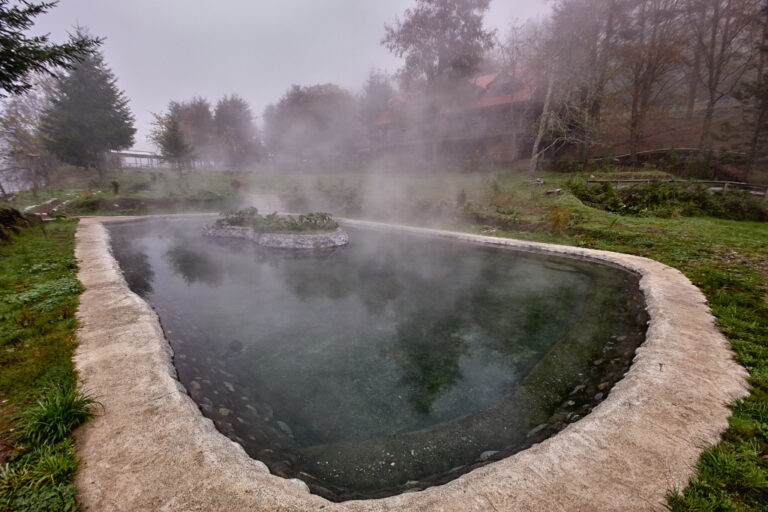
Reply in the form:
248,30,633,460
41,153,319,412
33,0,551,150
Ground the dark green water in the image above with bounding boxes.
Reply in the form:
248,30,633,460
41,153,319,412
108,217,647,500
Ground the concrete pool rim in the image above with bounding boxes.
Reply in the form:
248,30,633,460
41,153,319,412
73,214,749,511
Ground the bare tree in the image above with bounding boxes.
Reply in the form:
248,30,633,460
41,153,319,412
383,0,495,89
548,0,625,160
0,74,56,196
685,0,761,150
618,0,686,164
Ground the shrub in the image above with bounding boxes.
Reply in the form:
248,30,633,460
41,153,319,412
126,182,152,193
217,207,338,233
567,180,625,213
0,207,32,242
552,155,582,173
545,207,584,230
684,153,715,179
569,180,768,221
462,202,519,230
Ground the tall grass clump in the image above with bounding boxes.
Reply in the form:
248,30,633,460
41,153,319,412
17,384,96,447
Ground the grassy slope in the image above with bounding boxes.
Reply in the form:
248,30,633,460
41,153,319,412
470,174,768,511
0,220,88,511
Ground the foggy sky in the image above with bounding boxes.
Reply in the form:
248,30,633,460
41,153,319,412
34,0,551,150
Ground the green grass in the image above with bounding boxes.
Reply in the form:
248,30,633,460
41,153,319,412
17,385,95,448
2,165,766,509
0,219,91,511
461,172,768,511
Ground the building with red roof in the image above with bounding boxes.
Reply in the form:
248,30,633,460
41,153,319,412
369,70,543,165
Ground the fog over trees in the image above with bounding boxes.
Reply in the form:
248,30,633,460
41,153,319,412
2,0,768,185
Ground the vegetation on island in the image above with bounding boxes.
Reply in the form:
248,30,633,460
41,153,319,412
217,207,338,233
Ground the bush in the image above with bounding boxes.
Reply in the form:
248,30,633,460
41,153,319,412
0,207,33,242
569,180,768,221
552,155,582,173
684,154,715,179
217,207,339,233
567,179,625,213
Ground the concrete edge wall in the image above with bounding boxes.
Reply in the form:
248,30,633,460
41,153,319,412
73,215,749,511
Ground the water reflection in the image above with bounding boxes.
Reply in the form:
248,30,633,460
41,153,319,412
114,242,154,297
164,240,222,285
107,217,645,497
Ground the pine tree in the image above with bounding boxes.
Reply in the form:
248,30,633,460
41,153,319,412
39,39,134,182
0,1,99,96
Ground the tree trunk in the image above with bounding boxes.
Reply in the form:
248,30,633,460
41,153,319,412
629,91,642,167
96,153,106,186
29,156,38,199
700,97,716,150
687,44,702,120
529,71,555,179
745,8,768,181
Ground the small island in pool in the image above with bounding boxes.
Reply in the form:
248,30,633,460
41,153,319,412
202,207,349,249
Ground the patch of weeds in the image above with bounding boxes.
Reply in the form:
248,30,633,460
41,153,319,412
568,179,768,221
544,206,584,231
5,277,82,310
0,440,79,511
17,384,96,447
462,202,520,231
217,207,339,233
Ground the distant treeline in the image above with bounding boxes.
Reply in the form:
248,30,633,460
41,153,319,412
2,0,767,187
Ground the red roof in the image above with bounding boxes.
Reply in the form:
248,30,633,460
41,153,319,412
373,109,393,126
472,72,499,90
372,71,535,126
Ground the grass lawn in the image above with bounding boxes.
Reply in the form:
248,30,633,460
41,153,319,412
1,165,766,509
0,219,92,512
463,173,768,511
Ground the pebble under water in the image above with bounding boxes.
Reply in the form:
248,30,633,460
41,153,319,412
107,217,648,501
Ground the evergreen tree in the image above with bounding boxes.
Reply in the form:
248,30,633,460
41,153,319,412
39,39,134,182
0,1,99,96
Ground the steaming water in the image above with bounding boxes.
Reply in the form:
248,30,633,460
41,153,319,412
108,217,646,499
